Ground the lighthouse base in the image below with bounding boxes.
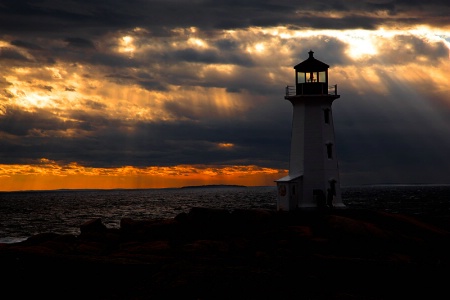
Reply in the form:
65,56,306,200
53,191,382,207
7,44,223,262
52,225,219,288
275,175,346,211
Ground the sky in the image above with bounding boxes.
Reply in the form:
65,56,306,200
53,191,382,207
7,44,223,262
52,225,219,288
1,0,450,191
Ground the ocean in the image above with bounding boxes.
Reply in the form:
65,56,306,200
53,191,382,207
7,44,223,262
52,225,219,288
1,184,450,244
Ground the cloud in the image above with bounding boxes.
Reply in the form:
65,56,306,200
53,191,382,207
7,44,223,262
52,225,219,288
0,0,450,189
1,1,449,36
64,37,96,49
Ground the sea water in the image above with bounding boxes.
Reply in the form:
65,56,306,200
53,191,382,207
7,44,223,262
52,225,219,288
1,185,449,243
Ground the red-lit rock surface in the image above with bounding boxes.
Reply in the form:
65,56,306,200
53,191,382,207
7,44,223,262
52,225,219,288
1,207,450,299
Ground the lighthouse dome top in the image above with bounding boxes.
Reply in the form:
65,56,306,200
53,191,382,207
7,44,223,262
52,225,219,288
294,50,329,72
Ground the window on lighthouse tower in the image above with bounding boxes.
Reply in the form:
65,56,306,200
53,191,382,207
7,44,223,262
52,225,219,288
323,109,330,124
326,143,333,159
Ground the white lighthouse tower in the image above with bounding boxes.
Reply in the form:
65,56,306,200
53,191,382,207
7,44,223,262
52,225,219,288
276,50,345,210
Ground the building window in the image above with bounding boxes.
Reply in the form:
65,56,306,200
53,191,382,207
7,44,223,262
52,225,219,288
318,71,326,83
297,72,306,83
323,109,330,124
326,143,333,159
329,180,336,196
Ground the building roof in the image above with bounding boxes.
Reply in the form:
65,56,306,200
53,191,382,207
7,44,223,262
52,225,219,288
275,174,303,182
294,50,329,72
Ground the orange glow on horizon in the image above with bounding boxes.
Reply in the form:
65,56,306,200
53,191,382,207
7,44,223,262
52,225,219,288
0,160,287,191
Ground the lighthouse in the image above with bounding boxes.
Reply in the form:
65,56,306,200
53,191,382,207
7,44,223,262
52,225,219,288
275,50,345,210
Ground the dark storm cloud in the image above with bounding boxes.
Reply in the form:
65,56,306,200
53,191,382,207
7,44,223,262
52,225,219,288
1,0,449,37
171,48,255,67
0,47,29,61
0,114,290,169
88,53,141,68
119,119,291,168
1,0,450,186
1,1,446,72
0,107,97,137
10,40,43,50
64,37,96,49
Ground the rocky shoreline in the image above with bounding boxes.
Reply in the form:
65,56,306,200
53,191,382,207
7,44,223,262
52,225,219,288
2,207,450,299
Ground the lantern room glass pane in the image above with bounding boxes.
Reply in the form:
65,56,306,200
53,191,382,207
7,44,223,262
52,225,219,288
318,71,326,83
297,72,306,83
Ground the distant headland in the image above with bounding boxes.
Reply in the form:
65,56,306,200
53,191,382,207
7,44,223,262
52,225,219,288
180,184,247,189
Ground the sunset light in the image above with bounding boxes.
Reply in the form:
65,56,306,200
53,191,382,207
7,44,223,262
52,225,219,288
0,161,285,191
1,1,450,191
2,4,450,299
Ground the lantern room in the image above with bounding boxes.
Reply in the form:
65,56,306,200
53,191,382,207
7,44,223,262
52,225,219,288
294,50,330,95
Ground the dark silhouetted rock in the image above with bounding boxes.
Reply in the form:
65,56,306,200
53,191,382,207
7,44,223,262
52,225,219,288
1,207,450,299
80,217,107,234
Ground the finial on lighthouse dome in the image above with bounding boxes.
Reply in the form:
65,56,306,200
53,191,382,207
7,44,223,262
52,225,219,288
308,50,314,58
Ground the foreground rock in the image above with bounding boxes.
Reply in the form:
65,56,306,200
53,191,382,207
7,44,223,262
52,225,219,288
1,208,450,299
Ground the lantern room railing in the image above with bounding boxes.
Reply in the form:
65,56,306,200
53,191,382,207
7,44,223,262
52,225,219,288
285,84,338,96
285,85,296,96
